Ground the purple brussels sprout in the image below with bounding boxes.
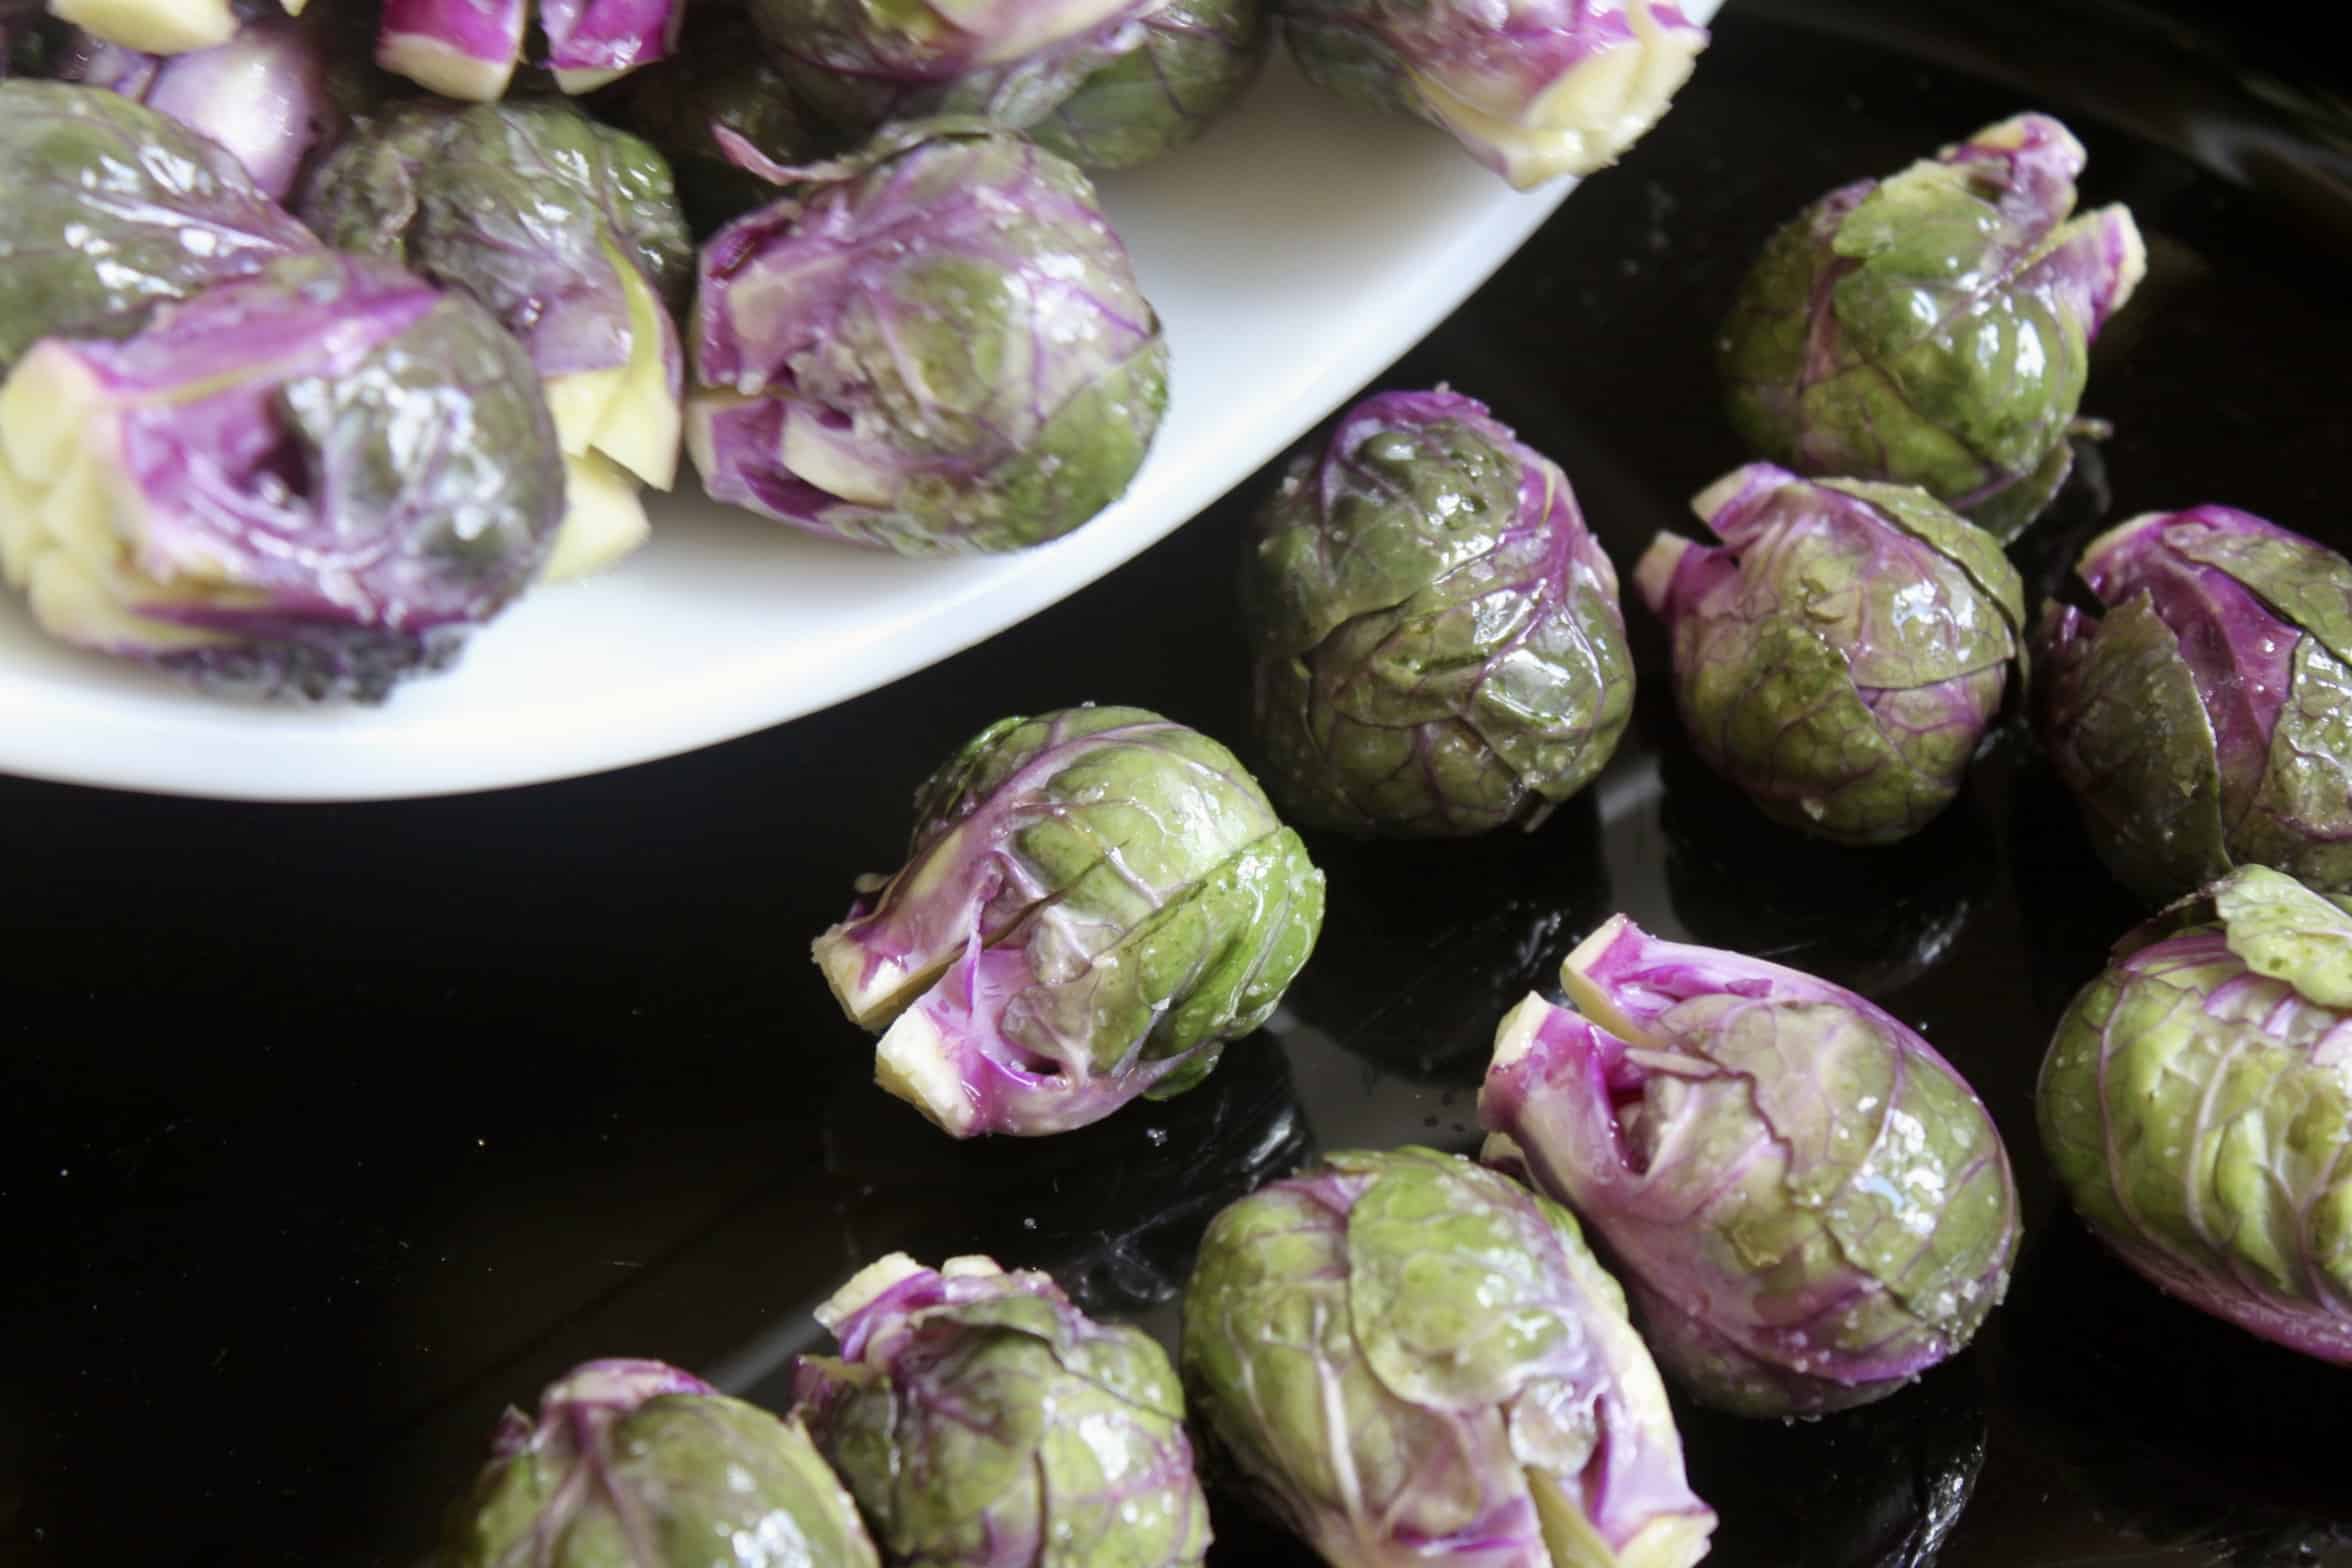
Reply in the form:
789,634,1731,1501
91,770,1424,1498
0,250,564,702
749,0,1161,146
688,119,1168,556
2037,505,2352,904
1282,0,1707,188
795,1253,1212,1568
40,14,353,199
1636,462,2026,846
1180,1146,1716,1568
2038,866,2352,1365
303,98,692,580
1718,114,2145,541
447,1357,882,1567
1481,915,2022,1416
376,0,679,100
1242,387,1634,837
811,705,1324,1138
0,81,316,373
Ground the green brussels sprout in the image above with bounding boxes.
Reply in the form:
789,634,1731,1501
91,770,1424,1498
448,1358,881,1568
812,705,1324,1136
1242,387,1634,837
1181,1146,1716,1568
795,1252,1212,1568
2038,866,2352,1364
1718,113,2144,540
0,80,316,375
303,96,692,581
688,119,1168,555
1637,463,2026,846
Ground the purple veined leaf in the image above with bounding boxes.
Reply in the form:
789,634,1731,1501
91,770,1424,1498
686,117,1167,556
0,250,564,703
1635,462,2024,846
1719,113,2145,541
795,1253,1212,1568
2038,865,2352,1364
1240,385,1635,837
1282,0,1709,188
1181,1147,1716,1568
2037,504,2352,902
1480,915,2022,1417
809,705,1323,1138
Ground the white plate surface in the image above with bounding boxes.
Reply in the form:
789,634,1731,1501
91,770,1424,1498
0,23,1717,802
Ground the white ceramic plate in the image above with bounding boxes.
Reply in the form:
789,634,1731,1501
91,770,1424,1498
0,22,1717,802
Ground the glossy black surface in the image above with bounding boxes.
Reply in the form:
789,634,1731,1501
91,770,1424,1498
6,4,2351,1563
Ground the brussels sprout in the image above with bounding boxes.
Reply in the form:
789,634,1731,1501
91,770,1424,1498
1181,1146,1715,1568
1242,387,1634,838
1635,462,2026,846
1481,915,2021,1416
2038,866,2352,1364
1718,113,2144,541
1283,0,1706,189
0,81,316,374
304,98,691,580
795,1252,1211,1568
376,0,680,99
688,119,1169,556
447,1357,881,1568
35,13,368,199
598,7,817,235
811,705,1324,1137
749,0,1157,141
1026,0,1266,168
2036,506,2352,904
0,250,564,702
